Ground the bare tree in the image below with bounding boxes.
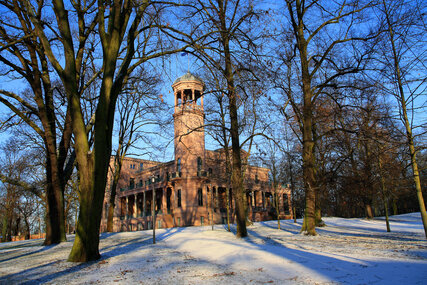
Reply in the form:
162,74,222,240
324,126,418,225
273,0,372,235
177,0,263,238
0,0,78,244
106,71,164,232
374,0,427,238
0,140,41,241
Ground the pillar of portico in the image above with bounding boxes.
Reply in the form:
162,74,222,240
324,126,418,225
143,191,146,217
133,194,137,218
262,191,265,209
126,196,129,219
215,187,219,210
162,188,167,214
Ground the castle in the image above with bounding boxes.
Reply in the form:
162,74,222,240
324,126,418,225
101,72,292,232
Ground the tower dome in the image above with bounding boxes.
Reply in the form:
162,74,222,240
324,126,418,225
173,72,205,90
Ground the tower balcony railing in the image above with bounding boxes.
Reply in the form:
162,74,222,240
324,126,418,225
176,104,203,113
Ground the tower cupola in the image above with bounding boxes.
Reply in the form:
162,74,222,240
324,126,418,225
172,72,205,113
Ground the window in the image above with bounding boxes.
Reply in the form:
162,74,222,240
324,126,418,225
208,168,212,176
201,216,204,226
167,188,172,214
197,157,202,171
129,178,135,189
177,158,181,173
177,217,181,227
158,220,162,229
140,162,143,170
198,188,203,206
177,189,181,207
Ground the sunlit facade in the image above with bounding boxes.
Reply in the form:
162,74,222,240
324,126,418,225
101,73,292,232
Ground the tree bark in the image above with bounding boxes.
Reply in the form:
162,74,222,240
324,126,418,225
378,155,391,232
287,0,317,236
107,158,123,232
218,0,247,238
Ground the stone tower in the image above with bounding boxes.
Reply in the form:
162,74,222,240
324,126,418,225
172,72,205,178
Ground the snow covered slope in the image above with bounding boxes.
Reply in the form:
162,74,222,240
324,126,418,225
0,213,426,284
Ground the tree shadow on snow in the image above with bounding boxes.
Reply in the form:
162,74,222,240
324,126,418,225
0,244,57,264
0,259,96,284
243,228,426,283
0,228,187,284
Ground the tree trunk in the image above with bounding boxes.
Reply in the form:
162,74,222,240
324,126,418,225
392,198,398,216
1,215,10,242
226,188,231,232
294,4,317,235
315,187,325,227
43,155,66,245
382,0,427,238
378,155,391,232
365,204,374,219
275,193,281,230
229,110,247,238
107,161,122,232
106,203,115,232
300,77,317,235
221,12,247,237
293,207,297,223
68,92,117,261
68,153,100,261
24,219,31,240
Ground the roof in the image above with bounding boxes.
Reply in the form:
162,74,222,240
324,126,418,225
173,72,205,86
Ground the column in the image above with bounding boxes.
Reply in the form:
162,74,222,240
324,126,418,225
191,89,195,102
215,187,219,210
162,188,167,214
126,196,129,219
133,194,137,218
206,185,209,211
143,191,146,217
262,191,265,209
171,187,175,211
251,191,255,207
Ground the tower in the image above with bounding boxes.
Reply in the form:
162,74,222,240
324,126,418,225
172,72,205,178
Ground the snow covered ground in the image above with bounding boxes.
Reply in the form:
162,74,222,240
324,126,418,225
0,213,426,284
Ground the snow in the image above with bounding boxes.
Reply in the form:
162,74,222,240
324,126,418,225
0,213,426,284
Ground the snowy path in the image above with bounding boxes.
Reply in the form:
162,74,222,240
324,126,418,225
0,213,426,284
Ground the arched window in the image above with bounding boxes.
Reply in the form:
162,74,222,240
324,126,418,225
177,158,181,173
197,157,202,171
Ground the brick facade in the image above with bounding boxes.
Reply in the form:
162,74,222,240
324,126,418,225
101,72,292,232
